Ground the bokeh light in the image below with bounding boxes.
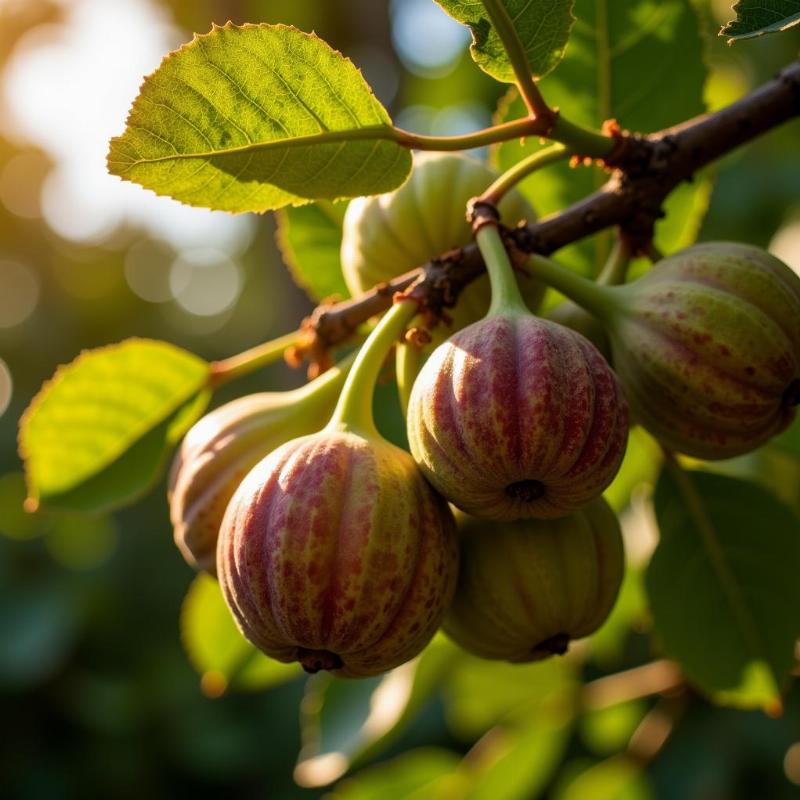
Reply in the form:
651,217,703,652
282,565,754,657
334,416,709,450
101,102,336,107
0,259,40,328
0,359,11,418
124,238,176,303
390,0,469,77
169,248,242,317
785,743,800,786
1,0,255,253
0,150,46,219
769,215,800,275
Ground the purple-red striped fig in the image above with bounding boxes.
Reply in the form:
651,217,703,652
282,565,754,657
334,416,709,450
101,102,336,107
444,498,624,662
532,242,800,459
217,302,459,677
168,359,351,574
406,313,629,520
341,152,543,343
407,224,628,521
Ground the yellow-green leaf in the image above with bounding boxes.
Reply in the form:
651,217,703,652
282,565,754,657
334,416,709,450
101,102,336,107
20,338,209,513
181,573,301,696
108,24,412,213
435,1,575,82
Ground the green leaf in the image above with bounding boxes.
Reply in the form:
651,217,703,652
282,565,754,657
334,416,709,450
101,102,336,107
647,469,800,711
21,338,209,513
180,573,301,696
463,712,572,800
721,1,800,41
275,201,350,301
493,0,708,270
435,1,575,82
555,756,652,800
296,637,458,788
108,23,412,213
331,749,461,800
579,701,648,755
443,654,577,740
772,416,800,458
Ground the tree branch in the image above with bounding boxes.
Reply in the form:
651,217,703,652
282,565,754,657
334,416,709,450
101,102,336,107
310,60,800,349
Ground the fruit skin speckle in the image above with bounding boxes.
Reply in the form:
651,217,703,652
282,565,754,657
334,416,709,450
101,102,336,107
217,430,459,678
406,314,629,521
607,242,800,459
444,498,624,662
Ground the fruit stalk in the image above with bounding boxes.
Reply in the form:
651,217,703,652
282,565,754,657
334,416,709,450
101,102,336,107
327,299,418,437
476,223,529,317
528,253,620,320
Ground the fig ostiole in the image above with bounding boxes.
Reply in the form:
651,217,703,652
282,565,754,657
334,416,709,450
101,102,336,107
406,223,629,521
529,242,800,459
217,300,459,678
443,498,625,662
168,353,355,574
341,152,544,343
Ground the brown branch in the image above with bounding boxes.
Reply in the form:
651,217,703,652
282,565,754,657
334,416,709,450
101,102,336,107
310,61,800,349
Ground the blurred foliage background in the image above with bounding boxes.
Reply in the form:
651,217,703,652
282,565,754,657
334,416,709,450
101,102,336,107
0,1,799,797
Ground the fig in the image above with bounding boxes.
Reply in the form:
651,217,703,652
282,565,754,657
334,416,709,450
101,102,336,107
341,152,543,341
530,242,800,459
217,300,459,677
406,224,629,520
168,357,353,574
444,498,624,662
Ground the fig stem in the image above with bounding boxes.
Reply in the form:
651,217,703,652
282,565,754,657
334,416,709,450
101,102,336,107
327,300,418,436
396,341,423,418
477,224,530,317
209,329,306,388
527,253,620,321
291,349,357,408
480,143,570,206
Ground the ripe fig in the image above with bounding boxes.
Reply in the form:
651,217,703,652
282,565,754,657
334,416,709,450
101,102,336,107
341,152,543,341
217,301,459,678
406,225,628,520
444,498,624,662
530,242,800,459
168,357,353,574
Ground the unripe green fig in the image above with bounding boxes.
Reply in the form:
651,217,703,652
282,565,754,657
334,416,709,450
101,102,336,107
406,226,629,521
444,499,624,662
168,358,352,574
531,242,800,459
217,302,459,677
341,152,543,341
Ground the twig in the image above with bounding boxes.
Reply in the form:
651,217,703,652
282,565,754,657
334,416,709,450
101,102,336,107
309,61,800,349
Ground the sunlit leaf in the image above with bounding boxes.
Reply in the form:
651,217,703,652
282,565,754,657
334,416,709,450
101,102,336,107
647,469,800,711
555,756,653,800
579,701,648,755
721,1,800,42
331,749,461,800
20,339,209,513
443,654,577,739
296,637,458,787
180,573,301,697
275,200,350,301
493,0,708,271
463,712,573,800
435,1,575,82
108,24,412,213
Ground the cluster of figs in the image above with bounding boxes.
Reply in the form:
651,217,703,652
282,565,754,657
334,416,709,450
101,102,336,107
169,154,800,678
